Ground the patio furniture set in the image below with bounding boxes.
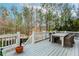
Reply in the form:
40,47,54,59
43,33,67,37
49,32,75,47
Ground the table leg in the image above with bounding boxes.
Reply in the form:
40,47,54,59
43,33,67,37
60,37,64,47
51,36,55,43
51,35,52,42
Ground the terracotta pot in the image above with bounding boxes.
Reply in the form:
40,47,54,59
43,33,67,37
15,46,23,53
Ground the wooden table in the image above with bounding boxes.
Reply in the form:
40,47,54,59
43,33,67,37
51,33,69,47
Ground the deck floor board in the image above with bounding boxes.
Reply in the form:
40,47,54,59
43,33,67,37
6,39,79,56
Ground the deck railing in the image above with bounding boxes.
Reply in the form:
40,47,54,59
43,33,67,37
0,32,20,55
1,31,78,55
31,31,49,44
24,31,49,45
24,34,32,45
0,31,49,55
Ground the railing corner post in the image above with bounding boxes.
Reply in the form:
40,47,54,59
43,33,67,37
16,32,20,45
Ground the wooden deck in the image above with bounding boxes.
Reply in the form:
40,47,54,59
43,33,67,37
6,37,79,56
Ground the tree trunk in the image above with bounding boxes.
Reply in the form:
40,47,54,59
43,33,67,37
46,19,48,31
39,23,41,31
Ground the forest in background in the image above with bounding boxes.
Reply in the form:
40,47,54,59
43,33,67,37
0,3,79,36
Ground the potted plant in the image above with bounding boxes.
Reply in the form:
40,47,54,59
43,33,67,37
0,48,3,56
15,39,23,53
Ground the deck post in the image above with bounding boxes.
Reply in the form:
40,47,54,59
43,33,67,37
42,31,45,40
16,32,20,45
32,31,35,44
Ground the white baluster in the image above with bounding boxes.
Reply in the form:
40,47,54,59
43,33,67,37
5,38,6,45
2,38,4,47
16,32,20,45
32,31,35,44
2,39,3,47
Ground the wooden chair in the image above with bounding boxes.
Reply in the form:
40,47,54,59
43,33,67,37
64,33,75,47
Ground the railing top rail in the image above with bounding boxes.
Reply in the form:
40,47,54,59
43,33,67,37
33,31,47,33
0,34,17,39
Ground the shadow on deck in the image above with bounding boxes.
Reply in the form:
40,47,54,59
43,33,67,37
6,38,79,56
